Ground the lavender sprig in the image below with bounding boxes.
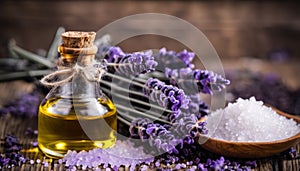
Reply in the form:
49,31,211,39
143,78,189,112
129,112,207,156
165,67,230,94
8,39,54,68
129,118,178,155
104,47,157,76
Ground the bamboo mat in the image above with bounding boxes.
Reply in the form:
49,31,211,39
0,114,299,171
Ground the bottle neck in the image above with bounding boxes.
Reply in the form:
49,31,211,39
59,54,95,67
58,44,98,67
50,71,101,99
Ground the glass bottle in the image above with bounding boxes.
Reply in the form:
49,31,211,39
38,31,117,158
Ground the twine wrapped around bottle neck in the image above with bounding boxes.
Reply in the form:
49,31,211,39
40,62,106,87
40,31,103,87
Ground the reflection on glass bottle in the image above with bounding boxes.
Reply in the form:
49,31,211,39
38,31,117,158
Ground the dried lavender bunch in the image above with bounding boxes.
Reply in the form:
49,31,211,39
122,47,228,160
165,67,230,95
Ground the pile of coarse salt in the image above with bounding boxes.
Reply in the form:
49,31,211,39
206,97,300,142
60,140,154,170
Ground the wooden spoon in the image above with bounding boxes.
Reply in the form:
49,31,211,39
198,108,300,158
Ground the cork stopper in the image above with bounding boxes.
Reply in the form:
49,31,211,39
58,31,98,65
61,31,96,48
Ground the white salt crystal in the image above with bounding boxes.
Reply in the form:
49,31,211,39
206,97,300,142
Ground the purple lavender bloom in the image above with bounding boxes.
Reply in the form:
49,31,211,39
245,160,257,168
158,47,176,56
165,67,230,94
155,48,195,69
104,47,157,76
105,47,126,63
267,48,290,63
0,91,41,117
129,112,208,156
206,156,225,170
190,121,208,138
144,78,189,112
131,117,256,171
130,118,151,140
130,118,177,154
117,51,157,76
176,49,195,68
4,135,22,153
0,134,27,168
287,147,299,158
25,127,38,137
185,94,209,119
31,141,38,147
197,163,207,171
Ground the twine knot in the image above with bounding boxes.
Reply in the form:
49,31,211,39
40,62,106,87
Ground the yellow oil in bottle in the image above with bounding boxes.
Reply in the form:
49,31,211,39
38,97,117,158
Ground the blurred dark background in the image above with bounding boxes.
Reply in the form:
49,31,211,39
0,1,299,59
0,1,300,113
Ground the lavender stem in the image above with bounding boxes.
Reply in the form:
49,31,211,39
101,86,172,114
115,104,171,125
105,72,145,88
47,27,65,60
9,40,55,68
0,70,52,81
100,79,145,97
117,115,132,126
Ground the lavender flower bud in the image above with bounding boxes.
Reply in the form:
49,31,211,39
176,49,195,68
287,147,299,158
165,67,230,94
0,134,27,168
105,47,157,76
105,47,126,63
186,94,209,119
144,78,189,112
155,48,195,69
119,51,157,76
